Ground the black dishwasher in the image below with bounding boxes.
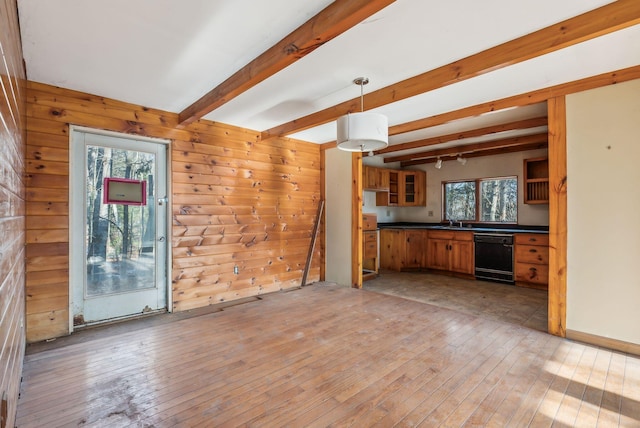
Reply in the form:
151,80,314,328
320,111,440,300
474,233,514,284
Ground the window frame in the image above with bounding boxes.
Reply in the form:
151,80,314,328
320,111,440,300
442,175,518,224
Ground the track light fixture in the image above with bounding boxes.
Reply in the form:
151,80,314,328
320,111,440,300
435,158,443,169
457,155,467,165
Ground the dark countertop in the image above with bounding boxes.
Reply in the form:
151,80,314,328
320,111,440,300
378,222,549,234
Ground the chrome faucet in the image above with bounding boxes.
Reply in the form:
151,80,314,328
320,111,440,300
448,219,453,227
459,221,463,228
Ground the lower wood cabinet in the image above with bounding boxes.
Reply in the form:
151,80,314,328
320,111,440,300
380,229,405,271
426,230,474,275
363,231,377,260
425,237,449,271
514,233,549,289
405,230,427,268
380,228,473,275
380,229,428,271
379,228,547,283
362,214,378,280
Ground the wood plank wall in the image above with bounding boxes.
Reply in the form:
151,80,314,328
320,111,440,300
25,82,321,342
0,0,26,426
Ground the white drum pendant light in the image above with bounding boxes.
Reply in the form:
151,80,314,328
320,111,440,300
337,77,388,152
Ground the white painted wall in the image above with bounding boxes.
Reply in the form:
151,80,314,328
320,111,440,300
324,148,353,286
566,78,640,345
364,149,550,226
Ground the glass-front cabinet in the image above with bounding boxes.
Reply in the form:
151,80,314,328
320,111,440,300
365,166,426,207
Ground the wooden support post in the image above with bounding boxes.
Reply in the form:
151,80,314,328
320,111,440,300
352,152,363,288
320,149,326,281
548,96,568,337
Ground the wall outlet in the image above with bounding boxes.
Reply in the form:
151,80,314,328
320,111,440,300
386,209,390,216
428,210,434,217
233,265,239,275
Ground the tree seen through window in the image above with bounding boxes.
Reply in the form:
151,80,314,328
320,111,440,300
444,177,517,223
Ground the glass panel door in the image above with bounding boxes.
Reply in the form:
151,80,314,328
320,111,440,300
71,129,168,325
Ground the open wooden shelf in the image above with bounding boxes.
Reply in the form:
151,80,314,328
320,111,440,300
524,157,549,204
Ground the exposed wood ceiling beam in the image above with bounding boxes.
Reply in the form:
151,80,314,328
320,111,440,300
178,0,396,127
262,0,640,139
400,140,548,168
321,65,640,152
389,66,640,136
385,132,549,163
380,117,547,158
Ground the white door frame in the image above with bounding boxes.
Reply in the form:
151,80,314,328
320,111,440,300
69,125,172,331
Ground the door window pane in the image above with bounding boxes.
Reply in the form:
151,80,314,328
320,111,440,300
85,145,156,296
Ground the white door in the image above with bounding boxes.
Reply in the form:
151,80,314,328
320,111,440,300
70,128,168,325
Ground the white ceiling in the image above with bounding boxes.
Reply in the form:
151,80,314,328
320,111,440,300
17,0,640,157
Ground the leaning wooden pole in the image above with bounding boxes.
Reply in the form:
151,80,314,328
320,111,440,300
301,200,325,286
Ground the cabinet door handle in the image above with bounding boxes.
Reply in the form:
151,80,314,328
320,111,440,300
529,249,537,253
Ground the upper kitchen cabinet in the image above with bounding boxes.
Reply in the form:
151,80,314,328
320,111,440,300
523,157,549,204
374,168,426,207
363,166,389,191
401,170,426,207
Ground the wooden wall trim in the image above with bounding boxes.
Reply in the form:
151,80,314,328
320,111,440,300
566,330,640,357
351,152,363,288
547,96,568,337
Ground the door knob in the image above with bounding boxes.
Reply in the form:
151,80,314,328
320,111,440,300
158,236,165,242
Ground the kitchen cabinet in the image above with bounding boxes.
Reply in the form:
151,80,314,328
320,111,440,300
401,170,426,206
362,213,378,280
514,233,549,289
426,237,450,271
405,230,427,268
376,170,399,206
375,169,426,207
389,170,401,205
523,157,549,204
363,166,389,191
380,229,404,271
363,213,377,231
380,229,428,271
426,230,474,275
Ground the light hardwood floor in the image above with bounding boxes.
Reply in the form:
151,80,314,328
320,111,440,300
17,284,640,427
364,271,548,332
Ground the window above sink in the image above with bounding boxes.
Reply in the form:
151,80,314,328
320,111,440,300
444,176,518,223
